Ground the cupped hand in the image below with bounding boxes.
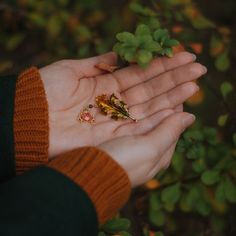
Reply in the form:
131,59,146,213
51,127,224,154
99,111,195,187
39,51,206,158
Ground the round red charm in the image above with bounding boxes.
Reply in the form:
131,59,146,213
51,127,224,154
78,108,95,124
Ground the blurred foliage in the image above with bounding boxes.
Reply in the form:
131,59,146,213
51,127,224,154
1,0,236,236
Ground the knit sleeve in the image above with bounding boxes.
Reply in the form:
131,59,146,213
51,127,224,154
14,67,49,173
47,146,131,224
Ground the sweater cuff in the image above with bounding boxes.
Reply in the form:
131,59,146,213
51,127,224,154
14,67,49,174
47,146,131,224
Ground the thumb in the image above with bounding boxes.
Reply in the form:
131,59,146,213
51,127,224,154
143,112,195,158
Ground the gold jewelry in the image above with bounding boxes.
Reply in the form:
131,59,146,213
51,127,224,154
77,105,95,124
77,93,137,124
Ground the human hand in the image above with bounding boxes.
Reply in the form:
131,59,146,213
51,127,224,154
99,111,195,187
39,51,206,158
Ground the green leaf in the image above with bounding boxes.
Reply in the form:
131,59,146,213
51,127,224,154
47,15,62,37
149,209,165,227
215,52,230,72
163,48,174,57
186,147,198,160
161,183,181,204
220,82,233,99
163,201,175,212
77,25,92,40
145,17,160,30
153,29,169,44
130,2,144,13
124,52,135,62
137,50,153,68
210,35,224,57
186,186,201,209
130,2,157,17
225,177,236,203
201,170,220,185
233,133,236,147
172,153,184,175
216,180,225,203
203,127,218,145
144,41,162,53
150,192,162,211
6,34,24,51
28,13,47,27
113,43,122,54
164,39,179,47
137,35,153,47
135,24,151,36
191,16,215,29
192,159,206,173
116,32,135,43
214,153,235,171
196,144,206,159
115,45,128,57
217,114,229,127
101,218,130,234
176,139,188,153
196,198,211,216
184,129,204,142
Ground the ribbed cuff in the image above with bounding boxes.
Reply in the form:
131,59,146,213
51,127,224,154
14,67,49,173
48,146,131,225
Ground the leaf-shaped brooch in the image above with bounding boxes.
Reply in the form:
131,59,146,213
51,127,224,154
95,93,137,122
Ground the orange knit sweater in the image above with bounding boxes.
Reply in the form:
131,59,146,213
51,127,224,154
13,67,131,224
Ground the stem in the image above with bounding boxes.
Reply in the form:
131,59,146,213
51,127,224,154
136,175,200,194
204,76,232,114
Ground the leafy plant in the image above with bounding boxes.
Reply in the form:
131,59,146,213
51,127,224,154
113,24,179,68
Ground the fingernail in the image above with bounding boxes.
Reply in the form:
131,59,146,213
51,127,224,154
191,53,197,61
183,113,196,128
202,66,207,74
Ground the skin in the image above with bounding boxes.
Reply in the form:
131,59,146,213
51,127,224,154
99,111,195,187
39,51,207,185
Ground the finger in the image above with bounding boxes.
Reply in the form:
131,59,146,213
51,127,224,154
142,112,195,158
122,62,206,105
112,51,196,92
114,109,175,137
129,82,199,119
56,52,117,77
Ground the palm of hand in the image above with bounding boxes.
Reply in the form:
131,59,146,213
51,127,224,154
39,52,204,157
